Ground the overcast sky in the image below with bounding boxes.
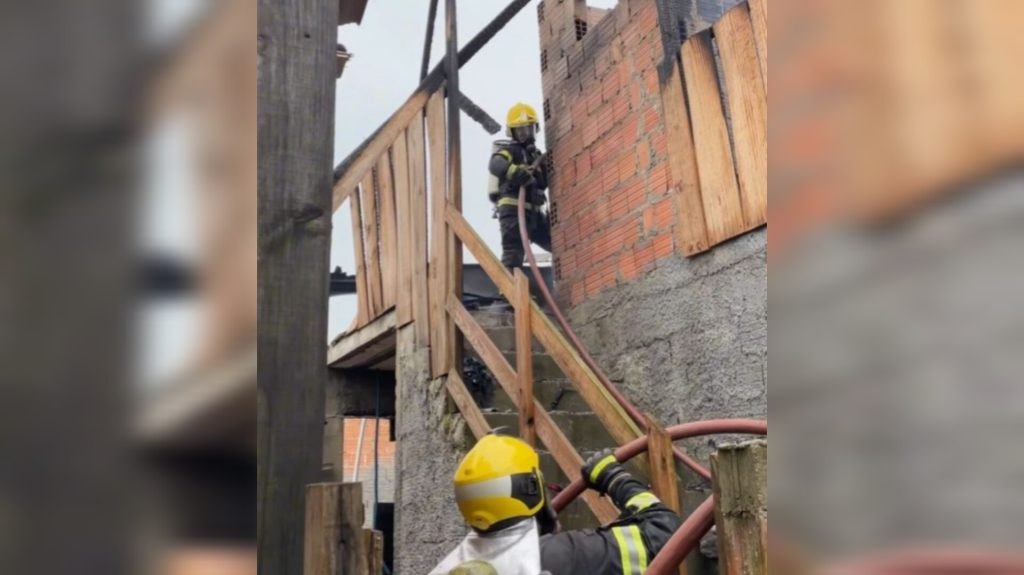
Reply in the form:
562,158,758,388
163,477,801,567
329,0,565,337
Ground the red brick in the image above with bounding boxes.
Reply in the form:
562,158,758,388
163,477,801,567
612,96,631,124
643,205,655,232
642,105,661,132
617,151,637,182
630,81,643,109
637,140,651,171
653,232,675,259
649,131,667,158
647,162,668,194
585,88,603,115
610,193,631,221
575,152,593,180
653,197,674,229
600,162,620,193
642,68,658,96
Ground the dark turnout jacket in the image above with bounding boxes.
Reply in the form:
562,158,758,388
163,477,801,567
539,477,681,575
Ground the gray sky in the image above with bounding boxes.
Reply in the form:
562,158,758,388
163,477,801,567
329,0,551,337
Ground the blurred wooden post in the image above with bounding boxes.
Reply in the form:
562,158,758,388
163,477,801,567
363,529,384,575
304,482,368,575
514,269,535,446
712,440,768,575
645,414,685,575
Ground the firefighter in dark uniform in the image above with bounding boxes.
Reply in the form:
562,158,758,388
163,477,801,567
488,103,552,270
449,435,682,575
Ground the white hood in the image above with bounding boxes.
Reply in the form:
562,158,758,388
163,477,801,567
428,519,542,575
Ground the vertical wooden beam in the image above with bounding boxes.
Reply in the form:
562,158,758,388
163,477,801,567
361,172,384,316
406,112,431,347
427,90,450,376
257,1,336,567
392,130,414,325
712,440,768,575
681,32,745,247
304,482,367,575
350,188,370,325
376,151,398,308
646,415,685,575
514,269,536,447
748,0,768,93
660,52,709,256
445,0,465,378
714,3,768,230
363,529,384,575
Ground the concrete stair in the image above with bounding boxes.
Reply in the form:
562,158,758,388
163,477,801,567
466,307,619,529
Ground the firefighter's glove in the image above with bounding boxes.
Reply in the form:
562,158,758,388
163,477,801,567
582,448,627,495
506,163,532,187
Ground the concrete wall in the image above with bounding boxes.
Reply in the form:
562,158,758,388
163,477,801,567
567,229,767,466
391,327,472,574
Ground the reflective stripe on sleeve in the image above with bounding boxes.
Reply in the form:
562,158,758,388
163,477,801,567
625,492,661,513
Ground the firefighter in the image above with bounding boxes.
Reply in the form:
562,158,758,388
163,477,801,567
488,103,552,270
429,434,682,575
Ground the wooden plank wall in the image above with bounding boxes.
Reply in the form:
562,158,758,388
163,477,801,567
662,0,768,256
406,111,431,346
427,91,450,377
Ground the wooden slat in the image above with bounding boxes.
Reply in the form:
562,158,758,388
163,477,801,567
748,0,768,93
660,53,709,255
406,111,431,348
681,32,745,247
714,3,768,229
376,151,398,308
361,172,384,316
446,205,644,446
446,371,492,439
349,188,370,325
447,294,619,523
304,483,367,575
392,131,413,325
427,90,450,376
332,94,431,211
646,415,686,575
514,269,536,447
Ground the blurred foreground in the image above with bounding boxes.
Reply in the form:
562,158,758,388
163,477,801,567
771,0,1024,571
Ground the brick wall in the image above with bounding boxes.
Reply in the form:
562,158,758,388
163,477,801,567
539,0,677,305
340,417,395,506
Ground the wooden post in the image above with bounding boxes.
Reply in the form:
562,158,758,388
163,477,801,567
258,0,336,571
645,414,685,575
445,0,465,379
304,482,368,575
427,90,450,376
711,440,768,575
514,269,536,446
363,529,384,575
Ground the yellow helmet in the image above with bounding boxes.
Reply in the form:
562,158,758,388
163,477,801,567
453,434,546,533
506,103,539,128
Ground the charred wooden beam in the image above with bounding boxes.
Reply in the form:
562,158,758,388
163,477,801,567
420,0,440,81
457,91,501,135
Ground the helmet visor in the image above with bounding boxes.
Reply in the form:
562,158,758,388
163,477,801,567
511,125,537,143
